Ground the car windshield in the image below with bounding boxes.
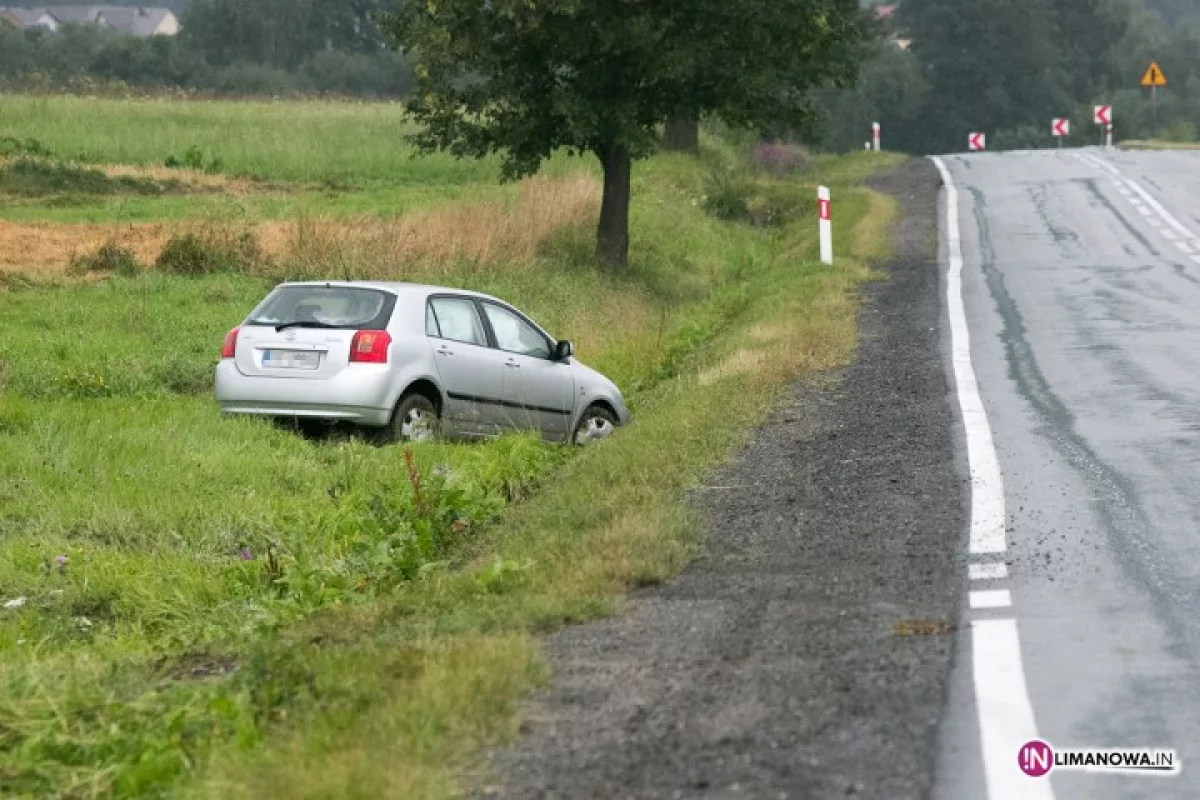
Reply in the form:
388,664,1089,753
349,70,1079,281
246,286,394,329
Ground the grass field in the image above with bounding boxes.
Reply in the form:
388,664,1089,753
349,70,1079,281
0,93,902,798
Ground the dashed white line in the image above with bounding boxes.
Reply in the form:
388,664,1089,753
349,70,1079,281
933,156,1052,800
1122,177,1199,242
970,562,1010,581
973,620,1054,800
1176,241,1195,255
971,589,1014,609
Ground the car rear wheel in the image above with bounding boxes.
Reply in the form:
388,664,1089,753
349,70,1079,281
383,393,439,444
572,404,618,446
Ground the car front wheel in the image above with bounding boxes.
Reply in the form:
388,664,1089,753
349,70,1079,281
572,404,618,445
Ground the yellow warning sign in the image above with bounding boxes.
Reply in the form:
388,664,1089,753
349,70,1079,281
1141,62,1167,87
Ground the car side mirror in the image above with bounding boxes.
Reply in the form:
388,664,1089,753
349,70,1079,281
554,340,574,361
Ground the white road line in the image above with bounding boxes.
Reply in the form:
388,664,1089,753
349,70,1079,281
1162,228,1180,241
1176,241,1195,255
970,562,1010,581
974,619,1054,800
933,156,1052,800
1080,151,1121,176
1122,178,1200,242
971,589,1014,609
932,158,1006,556
1137,206,1153,217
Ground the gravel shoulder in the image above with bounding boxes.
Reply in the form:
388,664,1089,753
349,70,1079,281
479,158,964,800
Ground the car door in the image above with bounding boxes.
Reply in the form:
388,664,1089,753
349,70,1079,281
480,301,575,439
426,296,506,436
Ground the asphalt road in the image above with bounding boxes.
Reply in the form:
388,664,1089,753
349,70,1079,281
933,147,1200,799
479,160,964,799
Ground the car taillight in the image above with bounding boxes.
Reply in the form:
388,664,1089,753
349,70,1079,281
350,330,391,363
221,327,240,359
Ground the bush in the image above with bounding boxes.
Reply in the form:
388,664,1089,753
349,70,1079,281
0,157,173,197
156,229,268,276
702,169,753,222
1163,121,1198,143
67,241,143,277
751,141,807,177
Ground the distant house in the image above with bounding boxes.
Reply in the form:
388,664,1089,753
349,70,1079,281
0,7,62,31
0,6,179,36
873,3,911,50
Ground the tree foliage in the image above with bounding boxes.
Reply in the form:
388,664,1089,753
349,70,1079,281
381,0,871,266
815,0,1200,153
0,0,413,98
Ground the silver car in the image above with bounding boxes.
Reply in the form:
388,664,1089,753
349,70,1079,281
215,281,630,444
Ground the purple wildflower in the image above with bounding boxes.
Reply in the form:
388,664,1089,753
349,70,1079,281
239,548,254,561
55,555,68,571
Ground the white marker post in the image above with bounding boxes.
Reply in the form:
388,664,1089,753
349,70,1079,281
1106,124,1113,148
872,121,881,152
817,186,832,265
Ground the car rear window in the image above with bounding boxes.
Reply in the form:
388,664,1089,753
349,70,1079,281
245,286,396,329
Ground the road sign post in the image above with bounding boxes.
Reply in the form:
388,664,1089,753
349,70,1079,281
1141,62,1167,132
1094,106,1113,148
872,122,881,152
968,132,986,152
817,186,832,266
1052,118,1070,147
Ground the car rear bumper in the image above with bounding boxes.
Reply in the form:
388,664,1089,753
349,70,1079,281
214,360,394,427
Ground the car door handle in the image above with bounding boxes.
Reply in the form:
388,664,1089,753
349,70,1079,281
505,360,521,369
436,346,454,356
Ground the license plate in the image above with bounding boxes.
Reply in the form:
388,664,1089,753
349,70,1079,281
262,349,320,370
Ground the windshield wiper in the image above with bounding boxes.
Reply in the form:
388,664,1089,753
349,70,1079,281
271,320,346,332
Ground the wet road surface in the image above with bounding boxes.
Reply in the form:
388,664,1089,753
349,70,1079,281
934,148,1200,799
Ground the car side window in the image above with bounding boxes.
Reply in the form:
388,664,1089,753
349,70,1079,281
483,303,552,359
425,303,441,337
428,297,487,346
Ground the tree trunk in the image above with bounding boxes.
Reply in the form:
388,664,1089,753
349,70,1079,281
595,143,631,268
663,112,700,153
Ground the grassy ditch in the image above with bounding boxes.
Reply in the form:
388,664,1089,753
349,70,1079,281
0,130,901,798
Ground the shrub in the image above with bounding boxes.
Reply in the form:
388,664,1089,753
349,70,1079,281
67,241,142,277
156,229,267,276
165,145,223,174
701,169,753,222
0,136,53,158
751,141,807,176
0,157,170,197
1163,121,1198,143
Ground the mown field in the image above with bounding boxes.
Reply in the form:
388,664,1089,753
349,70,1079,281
0,93,902,798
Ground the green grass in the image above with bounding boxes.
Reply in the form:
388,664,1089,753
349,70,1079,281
0,111,903,798
0,179,526,225
0,94,582,187
0,94,590,226
1118,139,1200,150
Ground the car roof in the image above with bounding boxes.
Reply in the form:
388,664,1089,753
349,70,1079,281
277,280,507,306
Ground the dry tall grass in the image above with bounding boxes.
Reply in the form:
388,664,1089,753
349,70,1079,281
0,172,600,277
266,172,600,280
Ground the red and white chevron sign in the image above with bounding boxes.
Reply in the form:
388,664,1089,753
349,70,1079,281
1052,118,1070,137
1094,105,1112,125
969,132,986,151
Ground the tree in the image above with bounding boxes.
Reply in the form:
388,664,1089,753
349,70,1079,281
381,0,870,267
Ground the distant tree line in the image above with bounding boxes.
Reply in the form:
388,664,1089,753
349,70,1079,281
812,0,1200,153
0,0,415,97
